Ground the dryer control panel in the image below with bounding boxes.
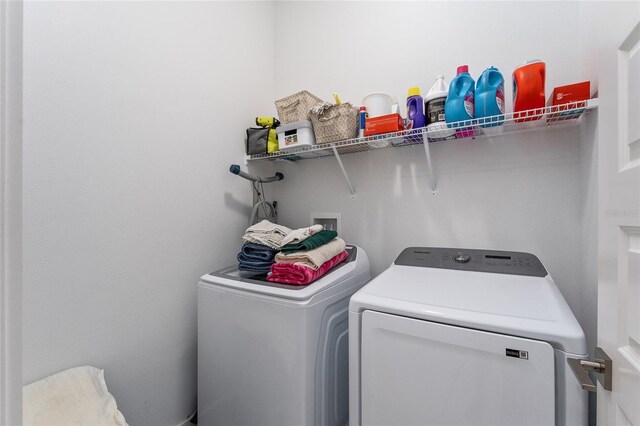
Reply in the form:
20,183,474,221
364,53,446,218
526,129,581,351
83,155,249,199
394,247,548,277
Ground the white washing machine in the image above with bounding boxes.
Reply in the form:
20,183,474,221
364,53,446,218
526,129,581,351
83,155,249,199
349,247,588,426
198,245,370,426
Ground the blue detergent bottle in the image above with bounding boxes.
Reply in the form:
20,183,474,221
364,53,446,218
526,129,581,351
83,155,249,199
445,65,475,131
475,66,505,127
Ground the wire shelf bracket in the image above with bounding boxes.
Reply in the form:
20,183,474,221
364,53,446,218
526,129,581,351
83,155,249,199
422,132,437,195
331,146,356,198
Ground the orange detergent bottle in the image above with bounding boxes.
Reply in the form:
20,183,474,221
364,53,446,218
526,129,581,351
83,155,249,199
512,60,546,122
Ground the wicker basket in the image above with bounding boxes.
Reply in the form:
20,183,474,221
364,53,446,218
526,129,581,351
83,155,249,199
275,90,325,124
309,103,359,146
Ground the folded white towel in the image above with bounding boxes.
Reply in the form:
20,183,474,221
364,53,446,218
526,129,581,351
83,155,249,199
242,220,292,249
245,219,292,235
275,237,346,270
281,224,324,246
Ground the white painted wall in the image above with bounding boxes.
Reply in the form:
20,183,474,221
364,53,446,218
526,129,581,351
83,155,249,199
22,2,275,425
261,0,597,367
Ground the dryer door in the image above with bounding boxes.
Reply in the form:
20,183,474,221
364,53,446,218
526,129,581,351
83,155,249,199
360,310,555,426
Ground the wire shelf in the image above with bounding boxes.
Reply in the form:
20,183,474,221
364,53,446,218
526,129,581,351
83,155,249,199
246,99,598,162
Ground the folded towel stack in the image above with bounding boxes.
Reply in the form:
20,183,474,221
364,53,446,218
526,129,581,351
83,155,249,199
237,242,280,277
236,220,291,277
269,228,348,286
235,220,349,284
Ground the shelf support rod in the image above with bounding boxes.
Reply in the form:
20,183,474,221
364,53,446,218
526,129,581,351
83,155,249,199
331,146,355,197
422,133,436,195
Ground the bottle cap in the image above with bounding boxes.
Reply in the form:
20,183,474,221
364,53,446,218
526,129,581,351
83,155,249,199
515,59,544,70
457,65,469,74
436,74,445,80
407,86,421,97
359,105,367,111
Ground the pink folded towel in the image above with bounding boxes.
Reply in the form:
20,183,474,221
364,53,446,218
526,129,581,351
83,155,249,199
267,250,349,286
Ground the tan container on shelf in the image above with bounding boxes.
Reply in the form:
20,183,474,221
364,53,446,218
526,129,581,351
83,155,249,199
275,91,325,124
309,102,361,153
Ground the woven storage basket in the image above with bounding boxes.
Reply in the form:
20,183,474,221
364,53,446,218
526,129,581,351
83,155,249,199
275,91,325,124
309,103,362,154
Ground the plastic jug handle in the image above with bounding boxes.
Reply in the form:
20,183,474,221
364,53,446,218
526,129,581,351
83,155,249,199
451,78,461,94
391,97,400,114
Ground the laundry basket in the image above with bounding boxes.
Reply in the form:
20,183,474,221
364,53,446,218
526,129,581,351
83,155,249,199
275,90,325,124
309,102,364,153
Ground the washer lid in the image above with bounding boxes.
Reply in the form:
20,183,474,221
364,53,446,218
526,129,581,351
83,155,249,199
350,248,586,354
199,246,362,301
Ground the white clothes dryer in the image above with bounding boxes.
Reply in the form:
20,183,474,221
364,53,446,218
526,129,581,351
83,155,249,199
198,245,370,426
349,247,587,426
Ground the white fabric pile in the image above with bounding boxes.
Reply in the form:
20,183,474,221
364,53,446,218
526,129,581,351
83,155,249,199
243,220,325,250
242,220,292,249
23,366,128,426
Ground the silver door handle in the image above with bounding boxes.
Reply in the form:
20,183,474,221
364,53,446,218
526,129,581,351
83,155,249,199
567,347,612,392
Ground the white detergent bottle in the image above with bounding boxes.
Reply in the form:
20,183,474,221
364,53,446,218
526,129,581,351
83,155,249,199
424,75,456,142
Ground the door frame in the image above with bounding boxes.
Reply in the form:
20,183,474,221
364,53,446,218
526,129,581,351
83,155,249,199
595,7,640,426
0,0,23,424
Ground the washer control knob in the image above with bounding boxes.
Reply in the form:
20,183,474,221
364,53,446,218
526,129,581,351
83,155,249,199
453,254,471,264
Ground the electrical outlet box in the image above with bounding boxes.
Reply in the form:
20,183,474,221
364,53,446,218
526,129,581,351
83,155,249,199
310,212,341,235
